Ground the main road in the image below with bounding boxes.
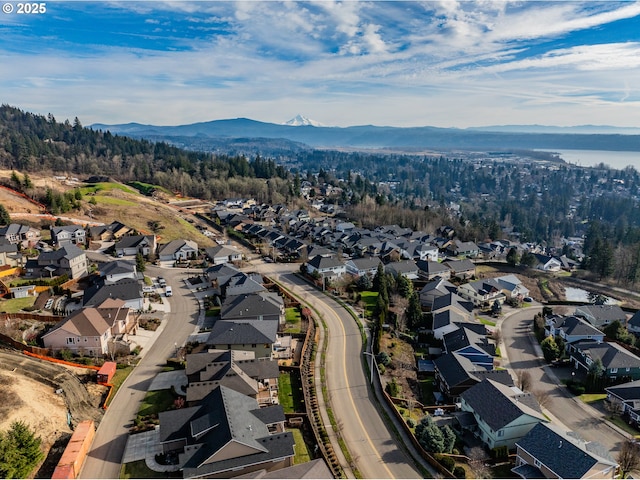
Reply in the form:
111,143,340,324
80,265,199,479
255,262,423,479
501,307,628,455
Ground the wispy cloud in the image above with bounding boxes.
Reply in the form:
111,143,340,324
1,1,639,127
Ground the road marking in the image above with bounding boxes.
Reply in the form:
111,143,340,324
323,300,396,479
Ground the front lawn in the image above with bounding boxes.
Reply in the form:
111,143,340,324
138,389,177,417
579,393,607,404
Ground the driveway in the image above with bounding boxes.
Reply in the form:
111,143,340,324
500,307,628,455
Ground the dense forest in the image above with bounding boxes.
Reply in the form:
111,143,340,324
2,105,640,286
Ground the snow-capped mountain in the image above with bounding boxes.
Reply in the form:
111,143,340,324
283,114,325,127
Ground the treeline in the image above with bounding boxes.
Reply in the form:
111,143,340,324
0,106,291,203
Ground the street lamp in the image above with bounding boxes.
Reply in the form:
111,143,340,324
363,351,376,385
174,342,178,359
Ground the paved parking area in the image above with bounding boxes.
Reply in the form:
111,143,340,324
121,427,161,464
149,370,187,394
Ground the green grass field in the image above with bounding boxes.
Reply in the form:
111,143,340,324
92,195,138,206
288,428,311,464
279,371,305,413
138,389,176,417
360,291,379,317
0,296,36,313
80,182,137,195
285,307,303,334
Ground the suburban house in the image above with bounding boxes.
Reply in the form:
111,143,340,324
37,244,88,279
628,311,640,336
114,234,156,257
459,378,547,450
305,255,346,279
83,278,145,311
206,320,278,359
442,323,495,370
568,340,640,381
98,260,139,284
532,254,562,272
442,259,476,279
206,263,242,292
222,273,266,299
457,279,506,308
51,225,86,246
544,315,605,345
416,260,451,280
513,422,617,479
0,223,41,249
158,386,294,479
419,277,458,310
445,240,480,258
158,239,198,262
574,305,628,329
489,275,530,301
605,379,640,423
185,350,279,407
220,292,285,324
0,240,22,267
384,260,420,280
88,221,132,242
433,352,513,403
42,298,137,356
205,245,243,265
345,257,382,278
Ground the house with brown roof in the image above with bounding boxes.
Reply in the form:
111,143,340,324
42,298,137,356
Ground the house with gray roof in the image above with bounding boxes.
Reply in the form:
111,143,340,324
235,458,333,479
223,273,266,298
89,221,132,241
158,239,198,262
159,385,294,479
37,244,88,279
568,340,640,382
206,263,242,292
443,259,476,279
384,260,420,280
434,352,513,403
99,260,139,284
433,310,470,340
0,223,41,249
457,278,506,308
206,320,278,359
345,257,382,278
419,277,458,310
491,274,530,300
513,422,617,479
627,310,640,336
442,323,495,370
574,304,627,329
83,278,145,311
544,315,604,345
51,225,86,246
605,379,640,422
114,234,156,257
460,378,547,450
446,240,480,258
416,260,451,280
305,255,346,279
185,350,279,407
220,292,284,324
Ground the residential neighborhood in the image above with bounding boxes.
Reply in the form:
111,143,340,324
0,193,638,480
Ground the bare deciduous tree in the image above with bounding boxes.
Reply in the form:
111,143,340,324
467,446,492,479
617,439,640,478
516,369,532,392
533,389,551,409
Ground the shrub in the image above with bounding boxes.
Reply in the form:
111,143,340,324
436,455,455,471
453,466,466,478
407,418,416,428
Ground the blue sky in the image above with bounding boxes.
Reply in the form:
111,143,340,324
2,1,640,128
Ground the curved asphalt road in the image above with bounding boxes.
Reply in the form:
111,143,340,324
257,263,422,479
501,307,628,455
80,265,200,479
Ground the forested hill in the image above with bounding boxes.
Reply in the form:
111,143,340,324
0,105,292,202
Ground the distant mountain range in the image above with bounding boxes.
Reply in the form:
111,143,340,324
90,117,640,152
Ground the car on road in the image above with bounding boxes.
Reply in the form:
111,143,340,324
523,296,533,303
157,276,166,287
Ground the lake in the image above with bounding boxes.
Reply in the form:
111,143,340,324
537,149,640,171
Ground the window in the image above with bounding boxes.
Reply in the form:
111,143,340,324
497,430,504,437
66,337,76,344
534,459,542,468
611,368,618,374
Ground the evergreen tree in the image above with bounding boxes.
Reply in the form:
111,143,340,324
0,204,10,226
0,421,44,479
135,252,146,273
506,247,520,266
406,291,423,329
415,416,446,453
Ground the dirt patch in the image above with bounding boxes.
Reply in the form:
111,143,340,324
379,333,420,404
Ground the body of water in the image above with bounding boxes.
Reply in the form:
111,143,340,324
538,149,640,171
564,287,620,305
